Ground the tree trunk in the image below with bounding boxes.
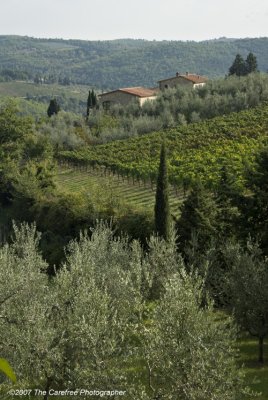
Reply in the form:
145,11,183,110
258,336,264,364
44,377,52,400
147,361,155,393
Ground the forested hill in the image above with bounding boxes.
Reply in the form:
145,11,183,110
1,35,268,90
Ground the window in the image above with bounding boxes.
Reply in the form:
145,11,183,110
102,101,111,110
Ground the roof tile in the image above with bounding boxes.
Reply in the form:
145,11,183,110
100,87,158,98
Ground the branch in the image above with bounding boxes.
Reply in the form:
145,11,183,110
0,287,23,307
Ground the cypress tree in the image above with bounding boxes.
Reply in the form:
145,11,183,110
92,89,97,108
86,90,92,118
87,90,98,117
154,142,170,240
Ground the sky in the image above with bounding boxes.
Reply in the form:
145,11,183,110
0,0,268,41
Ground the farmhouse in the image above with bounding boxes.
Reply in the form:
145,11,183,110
158,72,208,90
99,87,158,108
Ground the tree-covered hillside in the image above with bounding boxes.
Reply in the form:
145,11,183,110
1,35,268,89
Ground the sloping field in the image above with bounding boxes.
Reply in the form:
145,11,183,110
56,166,183,215
0,81,88,99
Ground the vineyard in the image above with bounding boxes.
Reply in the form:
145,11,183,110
56,165,183,215
59,104,268,190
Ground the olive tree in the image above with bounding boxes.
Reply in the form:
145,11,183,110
144,229,182,299
56,222,147,390
223,241,268,363
0,222,252,399
0,223,59,396
0,222,145,398
141,272,249,400
63,222,145,320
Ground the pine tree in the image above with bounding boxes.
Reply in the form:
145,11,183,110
228,54,246,77
245,52,258,74
47,98,60,117
154,142,170,240
176,182,218,255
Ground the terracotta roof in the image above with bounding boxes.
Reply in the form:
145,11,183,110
99,87,158,98
181,74,208,84
158,73,207,84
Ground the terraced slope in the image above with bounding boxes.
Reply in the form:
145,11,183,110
56,166,183,215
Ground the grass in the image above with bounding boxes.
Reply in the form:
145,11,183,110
237,334,268,399
55,165,183,215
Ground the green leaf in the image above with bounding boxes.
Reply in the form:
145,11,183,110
0,358,17,383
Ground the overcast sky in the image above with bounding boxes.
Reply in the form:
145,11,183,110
1,0,268,41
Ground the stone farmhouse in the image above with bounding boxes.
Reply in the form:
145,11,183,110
158,72,207,90
98,72,207,108
99,87,158,108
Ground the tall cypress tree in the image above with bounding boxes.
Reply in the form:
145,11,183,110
154,142,170,240
92,89,97,107
86,90,98,118
86,90,92,118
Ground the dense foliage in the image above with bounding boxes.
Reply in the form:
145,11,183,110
0,222,249,399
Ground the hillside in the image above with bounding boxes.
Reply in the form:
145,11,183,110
60,104,268,189
1,36,268,90
0,81,88,114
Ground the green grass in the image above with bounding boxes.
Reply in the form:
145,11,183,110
238,334,268,399
55,166,183,215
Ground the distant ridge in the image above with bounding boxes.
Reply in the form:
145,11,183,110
0,35,268,90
